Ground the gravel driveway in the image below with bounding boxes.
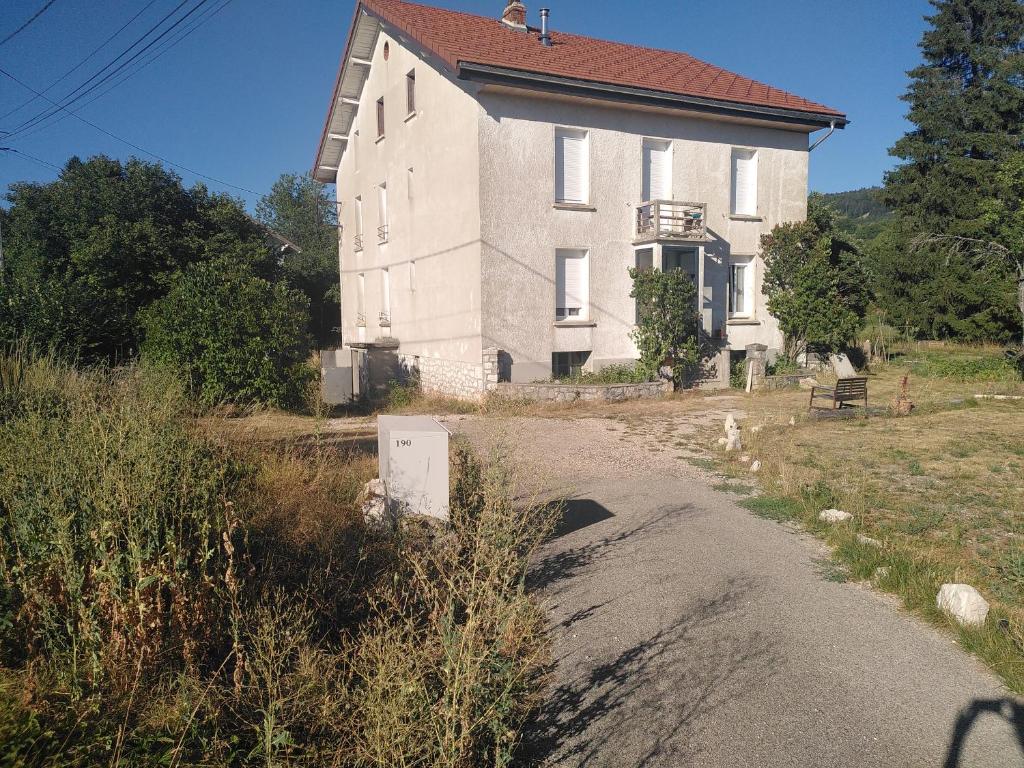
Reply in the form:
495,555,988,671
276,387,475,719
444,402,1024,768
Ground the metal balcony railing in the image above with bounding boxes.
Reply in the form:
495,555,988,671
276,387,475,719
356,313,366,327
354,233,363,252
635,200,707,242
378,311,391,327
377,224,389,244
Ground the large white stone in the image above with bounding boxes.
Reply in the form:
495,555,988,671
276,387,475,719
750,460,762,473
819,509,853,523
724,413,738,435
725,425,742,452
831,353,857,378
937,584,990,627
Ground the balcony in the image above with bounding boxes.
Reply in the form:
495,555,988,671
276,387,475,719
354,233,363,252
356,312,366,327
635,200,707,243
377,224,389,244
379,311,391,328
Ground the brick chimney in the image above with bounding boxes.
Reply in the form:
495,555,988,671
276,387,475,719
501,1,527,29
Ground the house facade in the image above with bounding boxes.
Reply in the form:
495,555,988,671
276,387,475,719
314,0,847,398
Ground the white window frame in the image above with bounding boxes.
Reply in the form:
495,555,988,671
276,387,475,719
555,248,590,322
381,267,391,318
554,127,590,205
377,183,388,243
641,137,673,203
731,148,758,217
729,256,755,318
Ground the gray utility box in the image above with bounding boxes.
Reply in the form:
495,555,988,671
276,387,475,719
377,415,451,520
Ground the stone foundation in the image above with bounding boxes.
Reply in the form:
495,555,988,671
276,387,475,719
493,379,672,403
399,354,485,400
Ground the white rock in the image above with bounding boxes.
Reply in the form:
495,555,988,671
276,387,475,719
873,567,890,581
799,377,819,390
937,584,990,627
724,413,738,435
750,460,762,473
725,424,742,452
857,534,881,547
361,479,390,524
788,417,797,426
751,425,763,434
819,509,853,523
717,437,729,446
740,455,752,464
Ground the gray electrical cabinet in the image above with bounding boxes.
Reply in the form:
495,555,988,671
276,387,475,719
377,415,451,520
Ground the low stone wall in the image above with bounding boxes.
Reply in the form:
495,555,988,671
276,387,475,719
400,354,484,400
493,379,672,403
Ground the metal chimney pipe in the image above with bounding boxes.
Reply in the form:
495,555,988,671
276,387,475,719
539,8,551,46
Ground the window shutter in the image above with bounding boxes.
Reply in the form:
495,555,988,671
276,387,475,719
732,149,757,216
556,130,588,204
556,249,588,318
643,139,672,201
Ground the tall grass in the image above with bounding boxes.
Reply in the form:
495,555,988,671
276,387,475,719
0,349,553,766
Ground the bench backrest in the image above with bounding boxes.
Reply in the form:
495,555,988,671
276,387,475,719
834,377,868,397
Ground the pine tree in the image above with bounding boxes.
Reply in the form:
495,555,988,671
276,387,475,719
879,0,1024,341
883,0,1024,235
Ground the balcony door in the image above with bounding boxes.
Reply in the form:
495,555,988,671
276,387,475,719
642,138,672,203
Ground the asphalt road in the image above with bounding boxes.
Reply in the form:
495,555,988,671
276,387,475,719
521,474,1024,767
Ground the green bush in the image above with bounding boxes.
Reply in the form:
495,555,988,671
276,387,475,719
141,257,314,408
909,351,1021,382
553,362,650,385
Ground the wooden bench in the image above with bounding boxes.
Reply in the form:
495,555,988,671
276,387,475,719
809,377,868,411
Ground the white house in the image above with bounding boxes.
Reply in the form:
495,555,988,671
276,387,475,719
313,0,847,399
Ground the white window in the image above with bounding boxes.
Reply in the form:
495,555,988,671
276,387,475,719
555,248,589,321
354,196,363,250
555,128,589,205
729,257,755,317
731,148,758,216
381,268,391,319
642,138,672,202
377,183,388,243
357,273,366,319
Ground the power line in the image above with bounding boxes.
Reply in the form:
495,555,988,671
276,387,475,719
0,0,60,48
11,0,235,142
0,64,263,196
0,146,62,171
0,0,161,123
2,0,209,141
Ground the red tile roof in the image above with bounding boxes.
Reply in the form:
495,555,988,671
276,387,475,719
361,0,845,120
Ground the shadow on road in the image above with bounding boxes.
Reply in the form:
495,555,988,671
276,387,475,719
943,698,1024,768
518,577,779,767
550,499,616,539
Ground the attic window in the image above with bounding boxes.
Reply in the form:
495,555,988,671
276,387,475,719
383,41,390,60
376,98,385,139
406,70,416,115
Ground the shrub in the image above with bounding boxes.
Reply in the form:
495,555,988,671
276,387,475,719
551,362,650,385
629,267,711,386
141,257,314,408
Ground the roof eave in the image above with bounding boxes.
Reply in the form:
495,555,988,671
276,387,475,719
457,62,848,131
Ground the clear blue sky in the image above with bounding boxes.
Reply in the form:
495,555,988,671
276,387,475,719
0,0,931,209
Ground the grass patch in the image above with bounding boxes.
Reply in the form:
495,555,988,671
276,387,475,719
712,482,756,496
715,342,1024,693
0,350,553,765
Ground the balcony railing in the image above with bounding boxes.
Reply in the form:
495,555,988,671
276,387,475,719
356,313,366,327
379,311,391,328
378,224,389,244
354,233,363,252
635,200,707,242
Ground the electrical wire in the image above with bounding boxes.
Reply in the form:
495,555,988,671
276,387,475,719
0,146,62,171
0,0,60,48
0,0,161,123
2,0,212,141
6,0,235,145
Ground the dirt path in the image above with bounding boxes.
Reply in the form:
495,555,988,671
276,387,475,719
444,403,1024,768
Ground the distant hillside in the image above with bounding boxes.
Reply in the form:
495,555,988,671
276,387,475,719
818,187,893,241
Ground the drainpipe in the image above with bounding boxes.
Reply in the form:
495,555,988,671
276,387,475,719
808,120,837,152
